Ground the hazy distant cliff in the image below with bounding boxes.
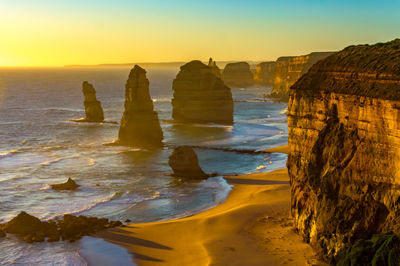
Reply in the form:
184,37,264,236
287,39,400,263
254,61,275,86
172,60,233,124
271,52,333,100
222,62,254,88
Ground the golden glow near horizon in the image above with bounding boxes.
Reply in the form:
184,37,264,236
0,1,399,67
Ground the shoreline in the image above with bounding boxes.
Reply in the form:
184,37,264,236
93,145,323,265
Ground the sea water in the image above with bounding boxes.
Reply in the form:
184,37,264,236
0,67,287,265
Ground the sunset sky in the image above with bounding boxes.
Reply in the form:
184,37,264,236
1,0,399,67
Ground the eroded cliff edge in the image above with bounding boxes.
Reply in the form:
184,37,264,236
271,52,333,101
287,39,400,263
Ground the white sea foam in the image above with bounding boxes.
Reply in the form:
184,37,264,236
257,165,266,170
40,157,63,166
42,190,162,221
39,184,52,191
0,149,19,159
152,97,171,103
87,158,96,166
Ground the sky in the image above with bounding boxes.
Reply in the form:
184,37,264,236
0,0,399,67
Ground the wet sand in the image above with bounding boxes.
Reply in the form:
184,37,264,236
94,145,323,265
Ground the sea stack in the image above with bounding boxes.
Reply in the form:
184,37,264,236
287,39,400,263
168,146,207,178
208,57,221,78
172,60,233,124
117,65,163,147
222,62,253,87
254,61,276,86
82,81,104,122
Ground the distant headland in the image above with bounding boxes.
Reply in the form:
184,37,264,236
64,61,263,69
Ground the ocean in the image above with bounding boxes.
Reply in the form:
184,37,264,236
0,66,287,265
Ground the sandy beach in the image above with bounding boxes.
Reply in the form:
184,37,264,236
94,146,323,266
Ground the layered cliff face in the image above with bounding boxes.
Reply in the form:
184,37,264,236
82,81,104,122
254,61,275,86
117,65,163,147
287,39,400,263
271,52,333,100
221,62,254,87
172,60,233,124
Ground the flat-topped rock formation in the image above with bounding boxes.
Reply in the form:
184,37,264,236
172,60,233,124
208,58,221,78
168,146,207,178
81,81,104,122
287,39,400,263
222,62,254,87
254,61,276,86
270,52,333,101
116,65,163,147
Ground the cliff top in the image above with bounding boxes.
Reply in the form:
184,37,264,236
276,52,334,62
291,39,400,100
315,39,400,74
223,62,250,71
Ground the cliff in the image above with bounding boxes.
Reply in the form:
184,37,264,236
254,61,275,86
287,39,400,263
82,81,104,122
172,60,233,124
221,62,254,87
271,52,333,100
117,65,163,147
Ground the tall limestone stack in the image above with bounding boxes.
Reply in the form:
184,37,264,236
254,61,276,86
172,60,233,124
82,81,104,122
221,62,254,87
287,39,400,263
270,52,333,100
208,58,221,78
117,65,163,147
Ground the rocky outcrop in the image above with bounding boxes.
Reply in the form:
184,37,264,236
172,60,233,124
222,62,254,87
168,146,207,178
287,39,400,263
0,211,122,243
117,65,163,147
82,81,104,122
208,58,221,78
51,178,79,190
254,61,275,86
271,52,333,101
